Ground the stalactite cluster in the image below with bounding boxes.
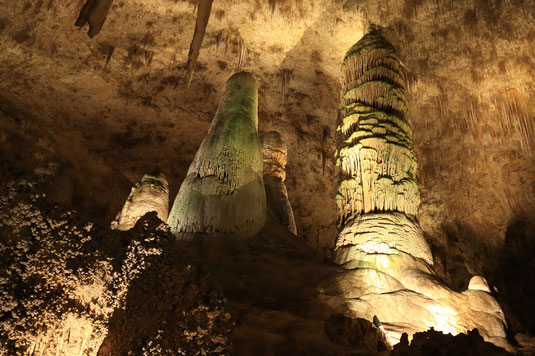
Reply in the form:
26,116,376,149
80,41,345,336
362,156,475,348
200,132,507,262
335,32,419,225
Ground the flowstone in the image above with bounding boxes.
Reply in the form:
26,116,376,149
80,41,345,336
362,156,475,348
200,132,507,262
261,131,297,235
167,72,267,238
329,32,510,350
111,172,169,231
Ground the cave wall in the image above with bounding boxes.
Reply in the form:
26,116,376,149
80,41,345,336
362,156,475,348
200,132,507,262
0,0,534,311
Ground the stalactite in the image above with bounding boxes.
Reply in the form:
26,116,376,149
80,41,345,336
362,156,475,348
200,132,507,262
167,72,266,238
186,0,214,72
75,0,114,38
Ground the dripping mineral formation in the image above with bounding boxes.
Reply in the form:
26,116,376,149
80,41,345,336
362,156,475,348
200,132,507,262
111,172,169,231
329,32,511,349
261,131,297,235
167,71,267,238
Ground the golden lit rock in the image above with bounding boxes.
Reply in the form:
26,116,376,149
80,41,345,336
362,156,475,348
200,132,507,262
111,172,169,231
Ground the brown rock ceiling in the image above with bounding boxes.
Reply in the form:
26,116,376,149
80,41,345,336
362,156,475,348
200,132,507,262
1,0,534,283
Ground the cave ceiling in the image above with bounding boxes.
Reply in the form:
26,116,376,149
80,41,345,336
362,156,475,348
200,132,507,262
1,0,534,272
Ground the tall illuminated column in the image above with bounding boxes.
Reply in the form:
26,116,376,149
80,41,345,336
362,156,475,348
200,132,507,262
333,32,433,269
331,33,509,349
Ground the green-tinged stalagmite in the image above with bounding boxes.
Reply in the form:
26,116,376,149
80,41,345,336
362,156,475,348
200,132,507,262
329,32,510,349
168,72,266,238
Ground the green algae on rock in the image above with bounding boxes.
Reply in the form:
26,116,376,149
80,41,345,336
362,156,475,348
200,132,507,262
168,72,267,238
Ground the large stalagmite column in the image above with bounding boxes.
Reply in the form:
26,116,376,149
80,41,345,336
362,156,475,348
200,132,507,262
111,172,169,231
330,32,509,348
168,72,266,238
333,31,431,267
261,131,297,235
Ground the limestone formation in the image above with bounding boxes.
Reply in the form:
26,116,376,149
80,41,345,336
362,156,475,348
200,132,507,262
335,33,418,225
111,172,169,231
0,174,233,355
468,275,491,293
331,32,510,350
167,72,267,238
261,131,297,235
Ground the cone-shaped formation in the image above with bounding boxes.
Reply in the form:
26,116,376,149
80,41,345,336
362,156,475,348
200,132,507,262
336,32,418,226
330,33,509,349
168,72,266,238
261,131,297,235
111,172,169,231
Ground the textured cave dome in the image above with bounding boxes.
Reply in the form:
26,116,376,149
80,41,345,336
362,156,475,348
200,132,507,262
1,0,535,351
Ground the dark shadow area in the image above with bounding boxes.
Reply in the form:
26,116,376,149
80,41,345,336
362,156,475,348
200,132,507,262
392,328,510,356
488,217,535,336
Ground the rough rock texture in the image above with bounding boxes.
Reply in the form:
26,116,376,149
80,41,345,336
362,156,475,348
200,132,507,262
261,131,297,235
111,171,169,231
391,329,510,356
97,247,232,356
167,71,267,238
1,0,535,345
330,32,510,349
0,172,233,355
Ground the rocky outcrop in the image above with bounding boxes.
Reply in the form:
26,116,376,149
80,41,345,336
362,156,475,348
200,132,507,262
0,174,233,355
261,131,297,235
167,72,267,238
330,32,510,350
111,171,169,231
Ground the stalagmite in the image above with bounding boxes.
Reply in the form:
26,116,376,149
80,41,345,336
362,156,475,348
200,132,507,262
111,172,169,231
331,31,510,350
167,72,267,238
261,131,297,235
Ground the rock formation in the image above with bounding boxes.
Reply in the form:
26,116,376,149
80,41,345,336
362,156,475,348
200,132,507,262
330,32,510,349
261,131,297,235
0,173,233,355
111,172,169,231
167,71,267,238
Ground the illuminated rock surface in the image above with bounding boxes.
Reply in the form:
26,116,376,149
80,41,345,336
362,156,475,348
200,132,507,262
1,0,535,354
111,171,169,231
331,32,510,349
0,173,233,355
167,72,267,238
261,131,297,235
